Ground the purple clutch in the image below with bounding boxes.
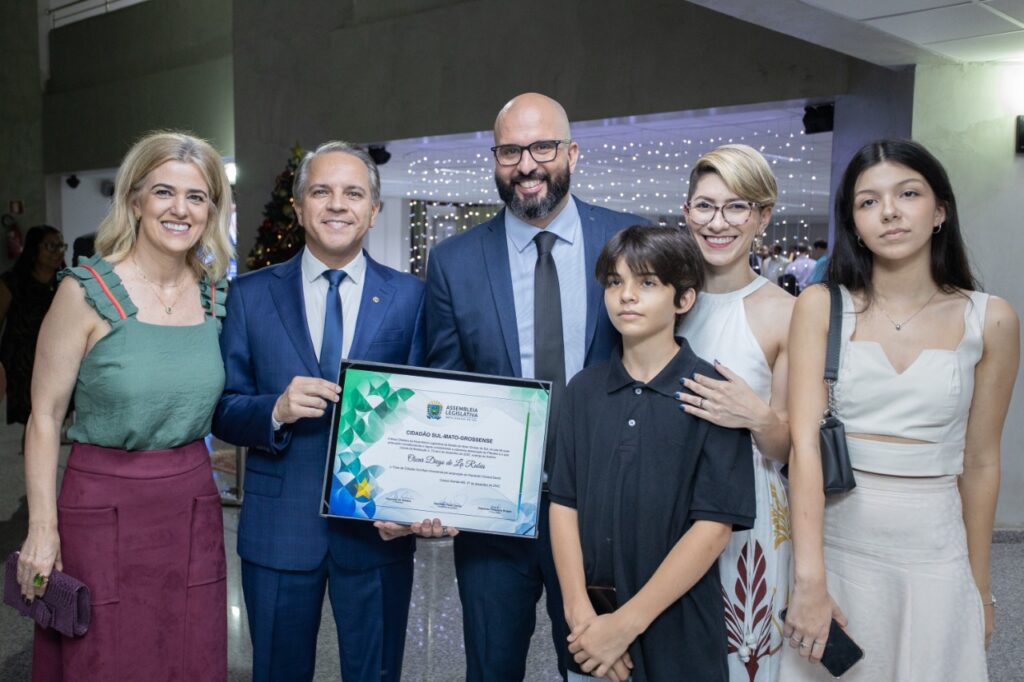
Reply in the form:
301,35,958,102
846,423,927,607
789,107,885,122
4,551,91,637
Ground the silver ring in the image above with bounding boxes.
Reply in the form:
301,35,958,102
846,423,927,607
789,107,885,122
799,642,811,649
814,640,827,646
699,397,705,409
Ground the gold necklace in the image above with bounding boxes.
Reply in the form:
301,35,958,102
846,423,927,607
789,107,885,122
875,288,940,331
133,258,189,315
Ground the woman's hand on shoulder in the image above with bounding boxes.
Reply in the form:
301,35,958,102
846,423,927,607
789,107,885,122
16,527,62,602
678,363,770,431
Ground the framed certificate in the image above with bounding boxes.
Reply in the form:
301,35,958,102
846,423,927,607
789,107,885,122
320,361,551,537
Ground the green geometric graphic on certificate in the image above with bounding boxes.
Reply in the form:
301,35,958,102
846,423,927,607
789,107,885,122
330,371,415,519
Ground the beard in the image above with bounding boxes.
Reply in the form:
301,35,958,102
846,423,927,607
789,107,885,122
495,163,571,222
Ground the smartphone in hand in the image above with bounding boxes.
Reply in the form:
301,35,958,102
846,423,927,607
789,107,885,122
780,608,864,677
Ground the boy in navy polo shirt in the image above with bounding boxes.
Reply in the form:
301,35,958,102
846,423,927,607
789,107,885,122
549,225,756,681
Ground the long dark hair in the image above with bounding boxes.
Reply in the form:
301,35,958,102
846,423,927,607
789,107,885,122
828,140,976,301
13,225,62,279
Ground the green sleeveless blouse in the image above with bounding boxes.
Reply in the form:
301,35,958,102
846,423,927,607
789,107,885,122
58,256,227,451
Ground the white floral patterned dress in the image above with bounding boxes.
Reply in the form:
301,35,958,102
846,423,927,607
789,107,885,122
678,276,791,682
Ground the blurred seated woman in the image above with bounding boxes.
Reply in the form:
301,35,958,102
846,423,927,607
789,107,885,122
16,131,233,682
782,140,1019,681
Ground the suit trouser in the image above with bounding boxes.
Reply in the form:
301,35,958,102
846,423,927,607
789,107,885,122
241,554,414,682
454,495,569,682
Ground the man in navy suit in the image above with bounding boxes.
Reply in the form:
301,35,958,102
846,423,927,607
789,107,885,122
214,142,431,682
426,93,644,681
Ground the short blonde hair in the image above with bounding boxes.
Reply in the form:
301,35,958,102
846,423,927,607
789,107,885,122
687,144,778,207
95,131,233,281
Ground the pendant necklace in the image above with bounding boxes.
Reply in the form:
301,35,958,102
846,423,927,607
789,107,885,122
134,258,188,315
875,288,940,331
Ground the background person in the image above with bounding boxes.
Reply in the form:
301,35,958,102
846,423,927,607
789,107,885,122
761,244,787,285
782,140,1019,680
425,92,642,681
0,226,65,447
784,243,815,292
16,131,233,681
677,144,794,680
806,239,829,285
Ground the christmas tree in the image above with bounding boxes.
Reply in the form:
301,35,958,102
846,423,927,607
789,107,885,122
246,143,306,270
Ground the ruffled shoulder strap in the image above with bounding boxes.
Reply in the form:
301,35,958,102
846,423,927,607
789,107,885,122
57,255,138,323
200,275,228,322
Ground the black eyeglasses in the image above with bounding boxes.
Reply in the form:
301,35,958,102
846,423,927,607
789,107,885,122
42,242,68,253
490,139,571,166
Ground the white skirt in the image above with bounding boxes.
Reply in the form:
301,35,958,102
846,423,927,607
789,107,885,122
780,470,987,681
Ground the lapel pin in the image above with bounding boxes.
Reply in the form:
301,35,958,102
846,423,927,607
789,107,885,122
372,296,381,303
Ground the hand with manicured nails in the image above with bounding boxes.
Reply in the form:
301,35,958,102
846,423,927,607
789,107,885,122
678,361,769,431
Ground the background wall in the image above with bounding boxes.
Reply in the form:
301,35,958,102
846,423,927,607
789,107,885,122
232,0,873,267
366,197,411,272
913,62,1024,527
42,0,233,174
0,0,45,271
56,168,118,253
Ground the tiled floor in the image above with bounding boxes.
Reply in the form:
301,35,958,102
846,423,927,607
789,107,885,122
0,419,1021,680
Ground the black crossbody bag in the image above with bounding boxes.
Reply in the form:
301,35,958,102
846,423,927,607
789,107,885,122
819,282,856,495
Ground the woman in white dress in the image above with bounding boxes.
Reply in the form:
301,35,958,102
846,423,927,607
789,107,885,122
782,140,1019,681
676,144,794,682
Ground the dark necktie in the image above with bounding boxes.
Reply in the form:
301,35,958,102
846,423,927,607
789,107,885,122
533,231,565,476
319,269,347,381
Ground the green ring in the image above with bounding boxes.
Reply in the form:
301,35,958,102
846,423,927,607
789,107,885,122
32,574,45,588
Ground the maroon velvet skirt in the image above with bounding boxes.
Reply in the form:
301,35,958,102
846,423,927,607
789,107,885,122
33,441,227,681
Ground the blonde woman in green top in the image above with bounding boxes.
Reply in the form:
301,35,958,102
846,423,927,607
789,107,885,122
16,131,234,681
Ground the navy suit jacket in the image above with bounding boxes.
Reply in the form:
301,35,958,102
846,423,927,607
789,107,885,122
213,250,425,572
426,196,642,376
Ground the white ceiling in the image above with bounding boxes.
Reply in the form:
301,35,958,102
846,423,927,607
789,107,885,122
45,0,149,28
379,102,832,243
799,0,1024,63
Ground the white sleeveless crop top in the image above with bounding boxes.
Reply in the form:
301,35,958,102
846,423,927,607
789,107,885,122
834,285,988,476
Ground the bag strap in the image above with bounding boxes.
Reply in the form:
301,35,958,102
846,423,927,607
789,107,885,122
822,282,842,417
79,264,127,321
824,282,842,381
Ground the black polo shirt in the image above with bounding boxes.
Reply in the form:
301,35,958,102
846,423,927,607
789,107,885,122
549,340,755,682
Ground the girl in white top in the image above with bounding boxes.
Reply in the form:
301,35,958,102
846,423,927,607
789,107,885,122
782,140,1019,681
676,144,795,681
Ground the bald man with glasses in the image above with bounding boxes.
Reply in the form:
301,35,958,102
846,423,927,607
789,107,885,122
425,93,645,681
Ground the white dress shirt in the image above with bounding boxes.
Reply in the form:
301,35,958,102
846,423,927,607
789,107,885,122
271,248,367,431
301,246,366,361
